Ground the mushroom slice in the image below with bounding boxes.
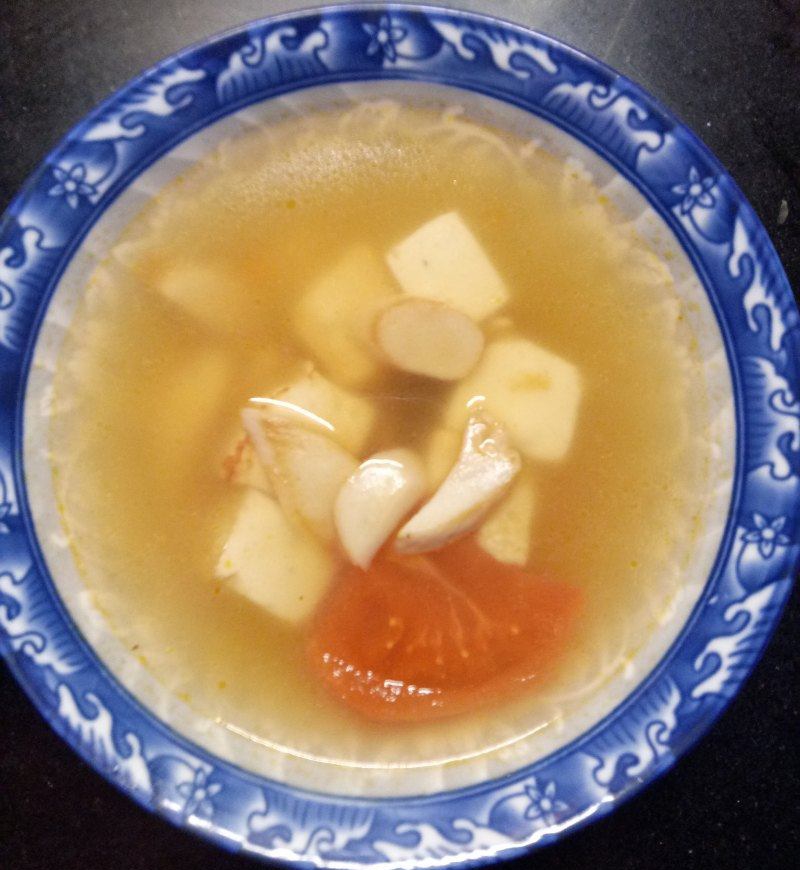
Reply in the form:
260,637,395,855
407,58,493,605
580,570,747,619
335,448,427,569
265,367,376,454
374,299,484,381
395,410,520,554
242,408,358,541
219,427,273,495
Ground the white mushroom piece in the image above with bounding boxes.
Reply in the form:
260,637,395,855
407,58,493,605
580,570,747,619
395,409,521,554
374,298,484,381
241,406,358,541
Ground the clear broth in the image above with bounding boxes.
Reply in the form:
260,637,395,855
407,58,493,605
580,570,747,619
51,101,707,770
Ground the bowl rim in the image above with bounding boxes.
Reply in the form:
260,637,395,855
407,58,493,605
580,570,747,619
1,3,798,866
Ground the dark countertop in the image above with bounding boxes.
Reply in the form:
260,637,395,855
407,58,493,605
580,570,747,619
1,1,798,868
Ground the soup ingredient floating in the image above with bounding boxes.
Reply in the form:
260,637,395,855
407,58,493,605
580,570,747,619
446,338,582,463
387,211,510,321
295,246,395,387
216,489,331,624
55,95,701,761
214,209,583,720
307,540,582,722
335,449,427,569
374,298,484,380
395,410,520,554
242,407,358,541
254,365,376,454
477,472,537,567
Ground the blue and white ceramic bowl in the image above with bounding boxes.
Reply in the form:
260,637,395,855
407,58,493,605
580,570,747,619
1,4,798,865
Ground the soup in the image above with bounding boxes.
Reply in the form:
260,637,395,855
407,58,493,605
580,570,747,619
50,99,709,774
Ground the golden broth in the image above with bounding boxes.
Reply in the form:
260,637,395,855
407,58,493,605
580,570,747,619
51,101,707,770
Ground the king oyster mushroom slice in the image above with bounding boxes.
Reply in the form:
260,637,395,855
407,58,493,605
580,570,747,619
261,365,376,454
242,407,358,541
374,298,485,381
395,409,521,554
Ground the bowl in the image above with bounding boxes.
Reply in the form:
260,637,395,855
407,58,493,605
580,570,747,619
1,4,798,866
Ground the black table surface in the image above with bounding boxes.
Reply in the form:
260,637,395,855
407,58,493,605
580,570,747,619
1,1,798,868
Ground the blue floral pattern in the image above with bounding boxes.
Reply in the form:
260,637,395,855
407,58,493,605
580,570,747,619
742,513,791,558
0,6,797,867
363,15,407,62
671,166,716,214
0,282,13,310
177,767,222,819
523,779,568,826
47,163,97,209
0,505,10,535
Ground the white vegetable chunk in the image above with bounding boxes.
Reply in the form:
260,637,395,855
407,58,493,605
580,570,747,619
335,448,427,569
477,474,536,566
374,299,484,380
294,246,397,386
386,211,510,321
395,410,520,554
254,366,375,454
242,408,358,540
446,338,582,463
215,489,331,624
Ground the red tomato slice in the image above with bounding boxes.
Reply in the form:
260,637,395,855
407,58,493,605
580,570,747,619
306,539,583,722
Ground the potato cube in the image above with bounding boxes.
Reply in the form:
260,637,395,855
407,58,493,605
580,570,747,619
157,262,244,335
386,212,509,321
294,246,397,386
477,474,536,566
445,338,582,462
215,489,332,624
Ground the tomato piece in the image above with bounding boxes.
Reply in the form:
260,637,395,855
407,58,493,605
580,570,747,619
306,539,582,722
